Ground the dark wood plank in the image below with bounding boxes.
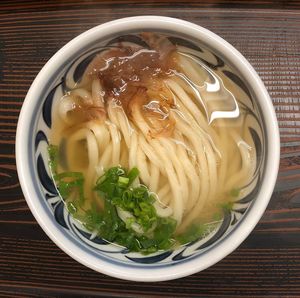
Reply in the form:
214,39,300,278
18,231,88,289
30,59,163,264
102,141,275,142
1,1,300,297
1,0,300,13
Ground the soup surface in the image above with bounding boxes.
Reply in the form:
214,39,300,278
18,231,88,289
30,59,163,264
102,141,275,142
49,32,261,253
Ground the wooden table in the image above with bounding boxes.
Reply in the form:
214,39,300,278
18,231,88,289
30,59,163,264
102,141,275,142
1,1,300,297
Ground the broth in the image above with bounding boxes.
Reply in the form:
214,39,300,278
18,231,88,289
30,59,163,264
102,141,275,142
49,32,261,253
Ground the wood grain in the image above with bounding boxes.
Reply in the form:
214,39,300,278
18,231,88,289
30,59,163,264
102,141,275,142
1,0,300,297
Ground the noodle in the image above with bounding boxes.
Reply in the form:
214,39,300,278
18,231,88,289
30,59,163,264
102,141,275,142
50,33,261,245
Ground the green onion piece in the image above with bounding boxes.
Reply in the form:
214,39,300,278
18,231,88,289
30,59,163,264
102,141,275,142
118,176,129,187
54,172,84,180
54,171,85,204
230,188,240,197
92,166,178,253
48,145,58,174
127,167,139,185
221,201,234,211
176,224,206,244
67,201,77,215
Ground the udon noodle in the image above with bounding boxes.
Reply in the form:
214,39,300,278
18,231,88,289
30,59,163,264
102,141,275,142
49,33,261,250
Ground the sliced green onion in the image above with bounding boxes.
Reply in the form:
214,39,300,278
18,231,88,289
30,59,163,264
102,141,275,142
127,167,139,185
230,188,240,197
118,176,129,187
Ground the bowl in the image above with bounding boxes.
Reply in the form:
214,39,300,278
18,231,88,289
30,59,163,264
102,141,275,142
16,16,280,282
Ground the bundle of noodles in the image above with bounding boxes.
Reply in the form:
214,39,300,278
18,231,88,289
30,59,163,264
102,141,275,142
52,33,258,233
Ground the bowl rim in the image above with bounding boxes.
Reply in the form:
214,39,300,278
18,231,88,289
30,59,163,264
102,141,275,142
16,15,280,282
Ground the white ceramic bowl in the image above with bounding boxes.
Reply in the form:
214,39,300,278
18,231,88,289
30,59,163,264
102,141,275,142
16,16,280,282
